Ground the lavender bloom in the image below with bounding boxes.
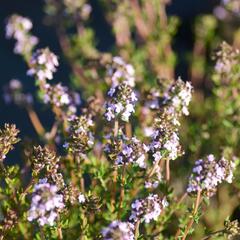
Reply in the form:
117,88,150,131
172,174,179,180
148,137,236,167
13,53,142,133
187,155,236,197
105,83,137,122
6,15,38,56
27,179,65,226
130,194,168,223
27,48,59,81
101,221,134,240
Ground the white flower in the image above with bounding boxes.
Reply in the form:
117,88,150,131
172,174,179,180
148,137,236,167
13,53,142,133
78,193,86,203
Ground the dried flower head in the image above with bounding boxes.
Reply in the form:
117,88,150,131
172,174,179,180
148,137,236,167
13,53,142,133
224,219,240,239
130,194,168,223
0,124,20,162
187,154,236,197
27,48,59,81
64,115,94,157
5,14,38,56
62,183,86,206
101,221,134,240
27,178,65,226
1,209,18,232
31,146,65,189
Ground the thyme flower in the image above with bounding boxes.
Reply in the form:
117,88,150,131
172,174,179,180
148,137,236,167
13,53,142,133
187,154,236,197
114,136,149,168
5,14,38,56
105,82,137,122
130,194,168,223
27,178,65,226
107,56,135,87
101,221,134,240
27,48,59,81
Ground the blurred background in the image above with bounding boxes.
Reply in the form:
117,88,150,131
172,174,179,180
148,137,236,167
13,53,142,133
0,0,219,136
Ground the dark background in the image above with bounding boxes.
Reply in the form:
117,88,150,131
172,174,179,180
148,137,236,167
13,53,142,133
0,0,219,157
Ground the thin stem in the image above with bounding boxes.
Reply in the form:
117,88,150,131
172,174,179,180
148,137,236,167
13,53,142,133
134,220,140,239
40,227,45,240
201,230,224,240
180,190,202,240
125,122,132,138
20,178,36,202
166,159,170,181
130,0,149,40
27,107,45,136
114,120,119,137
111,167,117,212
118,164,126,218
57,226,63,240
111,120,119,211
48,122,58,141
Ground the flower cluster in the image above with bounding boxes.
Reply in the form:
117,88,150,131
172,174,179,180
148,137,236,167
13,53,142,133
41,82,81,119
101,221,134,240
27,48,59,81
104,56,137,122
27,178,65,226
105,82,137,122
114,136,148,168
167,78,193,118
31,146,65,189
0,124,20,162
187,154,236,197
214,41,240,76
130,194,168,223
5,14,38,56
145,78,192,127
64,115,94,157
107,56,135,87
149,115,184,163
3,79,33,107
